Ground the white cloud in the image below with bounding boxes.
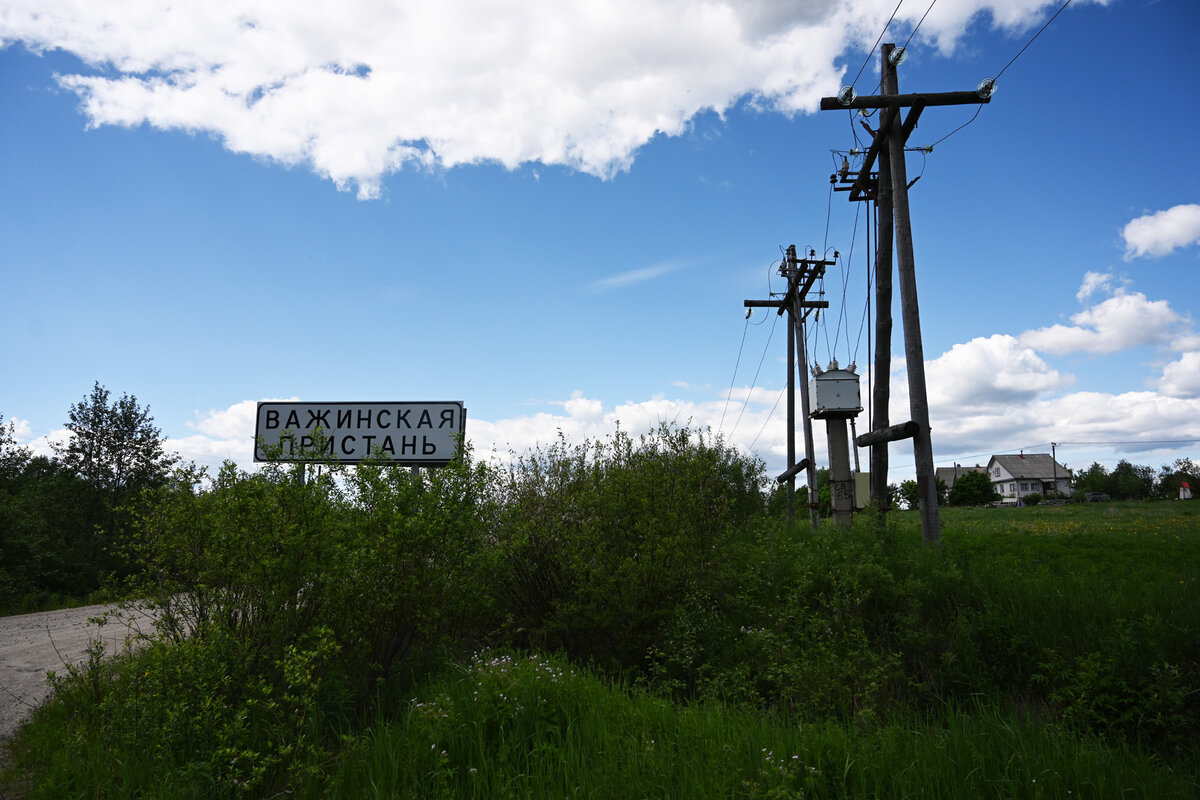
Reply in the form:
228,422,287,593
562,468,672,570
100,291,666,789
560,390,604,422
1123,204,1200,260
188,399,260,439
1039,391,1200,449
1075,270,1112,302
5,417,33,440
1019,289,1182,355
588,262,679,292
1160,352,1200,399
925,334,1072,410
0,0,1095,198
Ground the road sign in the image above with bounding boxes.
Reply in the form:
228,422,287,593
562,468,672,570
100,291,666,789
254,401,466,465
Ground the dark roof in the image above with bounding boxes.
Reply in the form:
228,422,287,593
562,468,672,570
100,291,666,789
988,454,1071,480
935,464,986,488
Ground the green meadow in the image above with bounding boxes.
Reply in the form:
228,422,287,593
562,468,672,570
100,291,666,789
4,430,1198,798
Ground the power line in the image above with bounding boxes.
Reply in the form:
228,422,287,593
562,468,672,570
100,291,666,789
747,387,786,452
928,104,984,149
849,0,905,91
718,315,753,433
995,0,1074,81
900,0,938,54
1057,439,1200,448
924,0,1073,151
727,312,779,439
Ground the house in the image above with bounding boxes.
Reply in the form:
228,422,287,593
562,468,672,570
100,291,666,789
986,453,1072,501
935,464,987,492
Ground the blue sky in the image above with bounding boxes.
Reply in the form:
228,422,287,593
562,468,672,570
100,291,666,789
3,0,1198,484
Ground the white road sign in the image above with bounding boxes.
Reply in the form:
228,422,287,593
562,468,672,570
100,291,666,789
254,401,466,465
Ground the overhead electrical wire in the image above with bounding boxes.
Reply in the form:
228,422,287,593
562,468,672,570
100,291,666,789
721,260,782,436
899,0,938,54
854,198,873,367
718,315,754,434
995,0,1074,82
726,308,779,440
849,0,905,93
831,205,862,364
924,0,1073,151
747,387,787,452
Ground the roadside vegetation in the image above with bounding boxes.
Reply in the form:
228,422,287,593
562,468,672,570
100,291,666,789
1,393,1198,797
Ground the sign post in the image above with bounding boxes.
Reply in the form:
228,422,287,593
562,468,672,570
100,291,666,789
254,401,466,466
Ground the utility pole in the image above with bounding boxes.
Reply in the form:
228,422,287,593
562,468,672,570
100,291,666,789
787,307,796,521
744,246,831,529
822,43,993,546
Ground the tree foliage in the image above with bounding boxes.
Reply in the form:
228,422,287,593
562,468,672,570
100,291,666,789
1157,458,1199,499
1,385,179,611
1073,459,1159,501
53,381,177,501
898,476,948,509
948,470,1000,507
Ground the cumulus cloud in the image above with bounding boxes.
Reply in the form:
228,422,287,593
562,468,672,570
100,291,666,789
1020,289,1182,356
0,0,1092,198
188,399,261,439
560,390,605,421
1039,390,1200,449
1075,270,1112,302
4,417,33,440
1160,352,1200,399
925,334,1072,409
1123,204,1200,260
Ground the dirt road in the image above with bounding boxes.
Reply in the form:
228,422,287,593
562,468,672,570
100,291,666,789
0,603,156,741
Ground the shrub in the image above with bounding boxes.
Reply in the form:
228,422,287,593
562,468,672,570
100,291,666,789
91,446,500,795
493,425,766,674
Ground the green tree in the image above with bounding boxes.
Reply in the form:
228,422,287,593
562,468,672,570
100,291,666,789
1155,458,1197,499
51,382,178,581
0,413,30,479
897,477,947,510
948,470,1000,506
53,382,177,502
1072,462,1113,498
1110,459,1154,500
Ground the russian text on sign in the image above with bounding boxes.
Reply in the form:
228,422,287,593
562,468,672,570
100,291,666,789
254,401,465,465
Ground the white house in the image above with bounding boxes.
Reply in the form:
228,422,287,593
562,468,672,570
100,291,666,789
986,454,1072,501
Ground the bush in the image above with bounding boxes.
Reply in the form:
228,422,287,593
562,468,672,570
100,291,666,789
492,425,765,674
67,447,504,795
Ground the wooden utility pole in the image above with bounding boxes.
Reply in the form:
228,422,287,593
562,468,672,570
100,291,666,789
787,308,796,521
871,133,894,515
822,43,992,546
744,246,831,529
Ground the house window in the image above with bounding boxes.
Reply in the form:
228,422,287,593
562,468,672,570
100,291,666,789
994,468,1001,477
1009,483,1016,493
1020,482,1029,492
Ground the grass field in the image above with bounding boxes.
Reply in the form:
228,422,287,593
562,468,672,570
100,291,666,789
5,493,1198,799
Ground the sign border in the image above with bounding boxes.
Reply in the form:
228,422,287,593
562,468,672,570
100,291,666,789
254,400,466,466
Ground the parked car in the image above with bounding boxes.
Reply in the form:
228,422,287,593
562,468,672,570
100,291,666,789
1085,492,1111,502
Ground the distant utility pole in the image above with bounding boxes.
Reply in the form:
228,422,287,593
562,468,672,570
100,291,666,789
822,43,993,546
744,246,831,529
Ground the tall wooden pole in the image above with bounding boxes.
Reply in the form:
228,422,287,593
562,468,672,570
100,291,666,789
882,43,941,545
871,119,895,516
787,307,796,524
793,296,818,530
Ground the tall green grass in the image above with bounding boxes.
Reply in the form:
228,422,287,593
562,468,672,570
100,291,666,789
3,432,1198,799
319,651,1195,800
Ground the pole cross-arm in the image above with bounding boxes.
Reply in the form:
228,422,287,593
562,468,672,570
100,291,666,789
819,90,991,111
